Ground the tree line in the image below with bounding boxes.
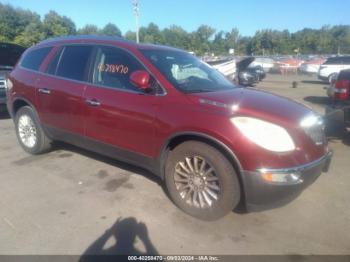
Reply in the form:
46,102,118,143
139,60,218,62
1,3,350,55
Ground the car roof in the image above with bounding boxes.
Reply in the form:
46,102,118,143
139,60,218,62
338,69,350,78
37,35,183,52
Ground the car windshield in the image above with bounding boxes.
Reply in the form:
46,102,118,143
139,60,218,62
140,49,236,93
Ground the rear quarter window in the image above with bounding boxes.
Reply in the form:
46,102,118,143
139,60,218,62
21,47,52,71
55,45,93,81
46,47,63,75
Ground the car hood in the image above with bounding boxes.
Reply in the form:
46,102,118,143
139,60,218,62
188,88,312,126
237,57,255,71
0,42,25,67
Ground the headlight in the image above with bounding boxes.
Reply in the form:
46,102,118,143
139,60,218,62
6,78,13,90
231,117,295,152
300,114,322,128
239,72,249,79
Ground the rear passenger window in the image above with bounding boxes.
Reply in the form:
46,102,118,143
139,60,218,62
46,48,63,75
21,47,52,71
56,45,93,81
92,46,144,91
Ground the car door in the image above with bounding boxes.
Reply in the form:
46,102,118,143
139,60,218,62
83,46,159,158
36,45,94,135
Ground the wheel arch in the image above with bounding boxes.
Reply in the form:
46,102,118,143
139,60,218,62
159,132,243,179
159,132,246,208
11,97,37,117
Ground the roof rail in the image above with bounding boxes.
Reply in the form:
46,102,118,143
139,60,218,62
38,35,134,45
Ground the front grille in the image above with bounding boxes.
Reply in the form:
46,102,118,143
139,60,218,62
0,79,6,89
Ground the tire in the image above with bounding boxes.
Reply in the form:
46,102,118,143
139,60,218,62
15,106,52,154
165,141,240,220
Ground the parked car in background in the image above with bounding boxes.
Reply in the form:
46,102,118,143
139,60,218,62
206,58,236,80
299,58,326,75
237,57,259,86
318,56,350,83
326,69,350,128
0,42,25,111
247,65,266,81
272,58,304,74
7,35,332,220
249,57,274,73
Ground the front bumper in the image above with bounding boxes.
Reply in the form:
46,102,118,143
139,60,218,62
242,151,333,211
239,77,257,86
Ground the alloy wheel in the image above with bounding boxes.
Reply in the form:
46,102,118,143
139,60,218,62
18,114,37,148
174,156,221,208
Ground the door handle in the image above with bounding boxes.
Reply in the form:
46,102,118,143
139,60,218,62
38,88,51,94
86,99,101,107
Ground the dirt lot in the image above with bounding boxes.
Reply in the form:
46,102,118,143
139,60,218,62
0,74,349,255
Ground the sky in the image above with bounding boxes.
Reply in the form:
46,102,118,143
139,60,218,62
5,0,350,36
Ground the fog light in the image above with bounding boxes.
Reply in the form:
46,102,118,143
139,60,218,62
260,170,303,185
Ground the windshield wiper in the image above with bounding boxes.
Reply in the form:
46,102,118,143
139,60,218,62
183,89,215,93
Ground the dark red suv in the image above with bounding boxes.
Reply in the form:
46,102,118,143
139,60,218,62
6,36,332,220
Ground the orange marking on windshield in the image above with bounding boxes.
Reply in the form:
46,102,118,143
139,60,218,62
98,64,129,74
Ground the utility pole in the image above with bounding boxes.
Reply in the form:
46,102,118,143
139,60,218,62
132,0,140,43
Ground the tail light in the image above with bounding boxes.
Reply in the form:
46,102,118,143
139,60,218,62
334,80,350,100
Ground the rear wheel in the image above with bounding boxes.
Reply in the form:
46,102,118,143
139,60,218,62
15,106,52,154
165,141,240,220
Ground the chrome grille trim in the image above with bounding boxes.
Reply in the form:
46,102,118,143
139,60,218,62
0,79,6,89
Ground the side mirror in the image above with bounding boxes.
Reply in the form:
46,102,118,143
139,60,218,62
130,70,152,90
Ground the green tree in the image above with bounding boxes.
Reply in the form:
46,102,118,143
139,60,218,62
100,23,122,36
225,28,240,50
14,21,45,47
43,11,76,38
138,23,164,44
0,3,40,42
192,25,215,55
212,31,226,54
162,25,191,50
78,24,99,35
124,30,136,41
330,25,350,54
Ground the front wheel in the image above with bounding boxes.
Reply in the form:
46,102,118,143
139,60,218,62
15,106,52,154
165,141,241,220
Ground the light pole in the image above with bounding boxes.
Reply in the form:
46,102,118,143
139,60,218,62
132,0,140,43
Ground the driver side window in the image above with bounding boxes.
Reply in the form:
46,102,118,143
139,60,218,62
92,46,145,92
